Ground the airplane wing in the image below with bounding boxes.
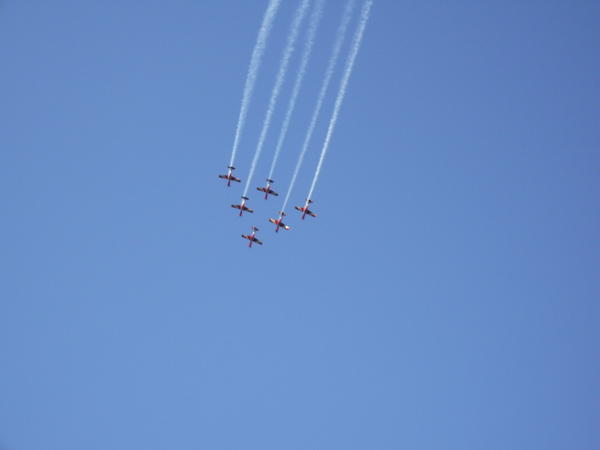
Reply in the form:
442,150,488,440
218,175,228,179
254,239,263,245
232,177,241,182
269,191,279,196
231,204,241,209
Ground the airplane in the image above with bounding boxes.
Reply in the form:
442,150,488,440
218,165,241,187
241,226,263,247
268,211,291,232
256,178,279,199
294,199,317,220
231,196,253,216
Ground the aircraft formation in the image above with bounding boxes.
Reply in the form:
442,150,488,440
220,166,314,245
220,0,372,247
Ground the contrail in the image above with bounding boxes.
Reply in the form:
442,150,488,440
281,0,356,212
267,0,325,181
229,0,282,168
306,0,372,201
243,0,311,197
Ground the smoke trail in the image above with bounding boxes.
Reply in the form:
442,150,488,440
267,0,325,181
243,0,311,197
306,0,372,200
244,0,310,196
229,0,282,167
281,0,356,212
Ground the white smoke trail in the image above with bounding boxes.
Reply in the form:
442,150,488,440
229,0,282,167
267,0,325,181
306,0,372,200
281,0,356,212
243,0,311,197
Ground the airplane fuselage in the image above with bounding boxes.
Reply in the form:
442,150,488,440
232,199,253,216
219,167,241,187
269,215,289,232
242,230,262,247
257,182,278,199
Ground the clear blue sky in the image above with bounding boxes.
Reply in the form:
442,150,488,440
1,1,599,448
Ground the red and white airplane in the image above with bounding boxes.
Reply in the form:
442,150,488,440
218,166,241,187
241,226,263,247
294,199,317,220
231,196,253,216
256,178,278,199
268,211,291,232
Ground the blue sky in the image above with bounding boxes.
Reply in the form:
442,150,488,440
1,1,599,448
